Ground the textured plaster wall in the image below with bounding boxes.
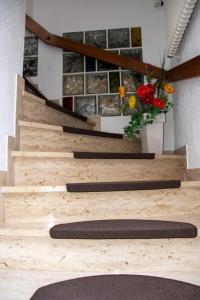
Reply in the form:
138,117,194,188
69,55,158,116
0,0,26,170
171,1,200,169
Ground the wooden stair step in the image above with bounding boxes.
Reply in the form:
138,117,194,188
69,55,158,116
19,120,141,153
49,219,197,239
22,93,93,129
63,126,123,139
74,152,155,159
30,274,200,300
45,99,88,122
67,180,181,192
2,183,200,225
12,152,185,186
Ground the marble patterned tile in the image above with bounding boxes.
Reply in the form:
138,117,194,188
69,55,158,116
120,49,143,61
121,71,143,92
131,27,142,47
85,30,106,48
86,73,108,94
74,96,96,116
98,94,120,116
24,37,38,56
97,50,119,71
108,28,130,48
23,57,38,77
109,72,120,93
63,53,84,73
63,75,84,95
63,32,83,52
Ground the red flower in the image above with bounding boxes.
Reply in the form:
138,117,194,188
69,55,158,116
153,98,165,109
136,84,155,99
141,96,154,105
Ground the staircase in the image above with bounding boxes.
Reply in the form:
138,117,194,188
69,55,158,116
0,90,200,299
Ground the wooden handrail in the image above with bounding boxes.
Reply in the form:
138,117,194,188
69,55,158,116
166,55,200,82
25,15,162,79
26,15,200,83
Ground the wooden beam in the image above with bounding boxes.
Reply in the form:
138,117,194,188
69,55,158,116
26,15,162,78
166,55,200,82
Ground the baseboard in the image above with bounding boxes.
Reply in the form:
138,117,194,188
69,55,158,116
0,172,6,186
174,145,187,155
185,169,200,181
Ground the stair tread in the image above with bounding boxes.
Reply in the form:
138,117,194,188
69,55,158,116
45,100,88,122
1,181,200,193
74,152,155,159
30,274,200,300
63,126,123,139
50,219,197,239
67,180,181,192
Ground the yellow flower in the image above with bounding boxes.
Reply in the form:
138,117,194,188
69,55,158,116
119,86,126,98
164,84,175,94
128,95,137,110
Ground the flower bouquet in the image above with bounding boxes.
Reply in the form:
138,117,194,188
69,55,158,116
119,64,174,138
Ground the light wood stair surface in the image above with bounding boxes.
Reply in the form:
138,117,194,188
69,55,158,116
22,92,93,129
0,89,199,299
11,151,186,186
0,182,200,224
19,120,141,153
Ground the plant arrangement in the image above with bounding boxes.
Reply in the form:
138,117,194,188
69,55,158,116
118,64,175,138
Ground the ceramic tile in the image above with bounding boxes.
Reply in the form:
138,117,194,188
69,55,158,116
74,96,96,116
122,71,143,92
85,30,106,48
86,73,108,94
63,32,83,52
109,72,120,93
98,94,120,116
63,53,84,73
23,57,38,77
63,75,84,95
131,27,142,47
86,57,96,72
63,97,73,111
108,28,130,48
24,37,38,56
97,50,119,71
120,49,143,61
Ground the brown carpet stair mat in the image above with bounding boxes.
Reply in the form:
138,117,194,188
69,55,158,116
67,180,181,193
49,219,197,239
30,275,200,300
63,126,123,139
74,152,155,159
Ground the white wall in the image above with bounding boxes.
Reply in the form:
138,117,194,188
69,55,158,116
29,0,175,150
0,0,26,171
168,0,200,169
29,0,167,99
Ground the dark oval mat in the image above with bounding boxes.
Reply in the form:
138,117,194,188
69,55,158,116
30,274,200,300
49,219,197,239
66,180,181,193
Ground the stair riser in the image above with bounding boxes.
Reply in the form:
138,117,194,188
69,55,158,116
2,270,200,300
13,157,186,186
0,236,199,273
3,188,200,224
22,97,92,129
20,126,141,153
